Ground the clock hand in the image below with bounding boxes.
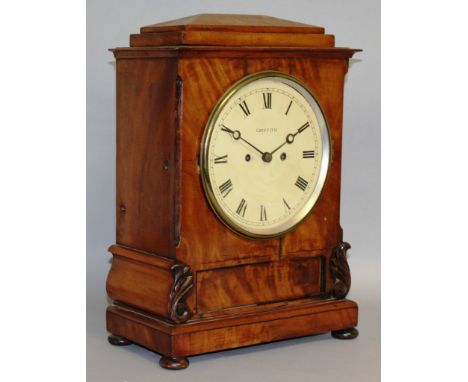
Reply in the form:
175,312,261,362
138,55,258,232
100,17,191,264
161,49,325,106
270,140,287,156
221,125,266,158
270,122,310,156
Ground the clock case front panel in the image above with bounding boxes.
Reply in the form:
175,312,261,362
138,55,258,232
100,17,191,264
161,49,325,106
106,15,359,364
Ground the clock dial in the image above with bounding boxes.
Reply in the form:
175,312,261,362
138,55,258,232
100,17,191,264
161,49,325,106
200,72,330,238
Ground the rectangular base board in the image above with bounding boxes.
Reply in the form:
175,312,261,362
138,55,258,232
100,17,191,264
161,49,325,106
107,299,358,358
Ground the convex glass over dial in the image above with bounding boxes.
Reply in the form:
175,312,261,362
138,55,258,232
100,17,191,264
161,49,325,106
200,72,330,238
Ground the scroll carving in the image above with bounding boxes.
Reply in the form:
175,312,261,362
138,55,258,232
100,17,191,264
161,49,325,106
168,263,194,323
330,242,351,299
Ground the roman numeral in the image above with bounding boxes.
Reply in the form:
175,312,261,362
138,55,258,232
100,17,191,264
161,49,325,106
239,100,251,116
214,154,228,164
263,92,272,109
260,205,267,221
285,100,292,115
295,176,308,191
303,150,315,159
298,122,310,133
219,179,233,198
283,198,291,210
236,198,247,217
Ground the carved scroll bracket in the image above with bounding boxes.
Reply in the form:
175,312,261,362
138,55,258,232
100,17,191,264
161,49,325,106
168,263,194,323
330,242,352,299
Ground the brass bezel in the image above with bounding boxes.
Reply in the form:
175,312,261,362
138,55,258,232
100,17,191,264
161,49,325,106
199,71,331,239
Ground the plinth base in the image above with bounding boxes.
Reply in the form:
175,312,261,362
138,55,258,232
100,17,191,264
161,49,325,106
107,298,358,369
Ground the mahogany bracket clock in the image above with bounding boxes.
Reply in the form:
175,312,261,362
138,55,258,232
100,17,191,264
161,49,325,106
106,14,361,370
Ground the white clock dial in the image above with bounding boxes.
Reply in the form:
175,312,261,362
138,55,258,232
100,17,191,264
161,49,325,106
200,72,330,238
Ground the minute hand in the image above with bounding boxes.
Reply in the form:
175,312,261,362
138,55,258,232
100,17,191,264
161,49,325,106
221,125,264,156
270,122,310,156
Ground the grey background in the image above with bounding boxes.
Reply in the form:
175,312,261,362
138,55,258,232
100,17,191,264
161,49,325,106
87,0,380,381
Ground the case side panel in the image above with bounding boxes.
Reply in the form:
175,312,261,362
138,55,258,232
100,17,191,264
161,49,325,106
115,58,178,256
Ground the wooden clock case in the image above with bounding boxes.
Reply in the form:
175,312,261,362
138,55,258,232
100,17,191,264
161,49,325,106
106,14,360,370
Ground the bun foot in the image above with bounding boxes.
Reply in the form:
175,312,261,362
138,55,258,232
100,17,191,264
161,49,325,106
159,356,189,370
108,334,132,346
331,327,359,340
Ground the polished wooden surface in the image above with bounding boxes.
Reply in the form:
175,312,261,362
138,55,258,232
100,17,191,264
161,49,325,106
196,257,323,312
106,249,174,317
140,14,325,33
107,14,360,369
177,57,281,266
112,46,359,60
115,58,178,257
175,55,348,268
130,14,340,49
106,245,195,322
130,31,335,48
332,327,359,340
107,299,358,357
107,333,132,346
159,356,189,370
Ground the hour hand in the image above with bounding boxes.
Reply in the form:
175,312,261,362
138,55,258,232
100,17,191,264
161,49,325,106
287,122,310,143
296,122,310,134
270,122,310,155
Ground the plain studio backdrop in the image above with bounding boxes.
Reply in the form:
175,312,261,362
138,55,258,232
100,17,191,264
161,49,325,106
87,1,380,381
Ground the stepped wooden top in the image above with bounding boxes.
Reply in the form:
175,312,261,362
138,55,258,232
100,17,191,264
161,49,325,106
129,14,335,48
140,14,325,34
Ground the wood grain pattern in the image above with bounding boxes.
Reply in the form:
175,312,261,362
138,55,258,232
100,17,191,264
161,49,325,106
172,305,356,356
107,14,361,368
175,56,348,267
106,253,174,317
140,14,325,34
196,257,323,312
175,57,280,267
194,292,325,319
280,58,348,255
112,46,359,60
132,15,333,50
130,31,334,48
107,307,172,356
116,58,178,257
107,245,195,320
108,244,174,269
106,299,358,357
